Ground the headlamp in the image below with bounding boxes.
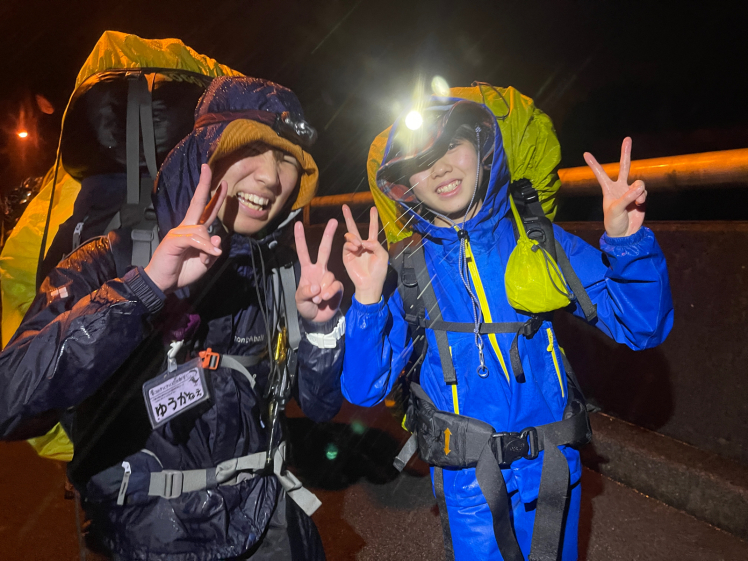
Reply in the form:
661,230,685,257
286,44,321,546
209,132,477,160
194,109,318,149
275,112,318,149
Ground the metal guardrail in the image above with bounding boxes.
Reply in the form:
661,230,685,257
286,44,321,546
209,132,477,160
303,148,748,224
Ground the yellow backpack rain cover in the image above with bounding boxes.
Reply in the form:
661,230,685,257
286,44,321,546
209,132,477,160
0,31,242,461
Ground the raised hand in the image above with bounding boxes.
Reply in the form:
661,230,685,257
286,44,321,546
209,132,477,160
584,137,647,238
341,205,389,305
294,219,344,322
144,164,227,293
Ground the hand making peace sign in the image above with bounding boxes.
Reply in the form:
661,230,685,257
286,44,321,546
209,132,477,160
341,204,389,305
145,164,228,293
294,219,344,322
584,137,647,238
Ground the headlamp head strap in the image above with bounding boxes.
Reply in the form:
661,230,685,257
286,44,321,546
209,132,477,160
194,110,317,149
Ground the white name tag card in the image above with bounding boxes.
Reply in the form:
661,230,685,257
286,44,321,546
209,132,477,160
142,358,210,428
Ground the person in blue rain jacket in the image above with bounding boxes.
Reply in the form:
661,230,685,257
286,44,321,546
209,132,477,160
338,92,673,560
0,76,345,560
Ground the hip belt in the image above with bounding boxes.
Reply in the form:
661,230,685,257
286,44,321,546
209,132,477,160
394,383,591,561
109,441,320,516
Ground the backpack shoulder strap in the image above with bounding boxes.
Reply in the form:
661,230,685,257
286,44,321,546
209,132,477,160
509,178,556,260
553,241,597,322
266,244,301,353
391,236,457,385
278,259,301,352
390,235,424,326
509,179,597,323
390,235,427,382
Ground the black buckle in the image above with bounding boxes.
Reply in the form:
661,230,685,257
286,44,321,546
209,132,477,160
525,222,546,245
510,178,537,202
401,267,418,288
492,427,539,466
519,317,544,339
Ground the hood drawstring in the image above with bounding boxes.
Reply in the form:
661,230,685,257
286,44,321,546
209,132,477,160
425,126,489,377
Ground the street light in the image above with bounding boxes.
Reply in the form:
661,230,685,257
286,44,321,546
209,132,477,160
17,131,28,139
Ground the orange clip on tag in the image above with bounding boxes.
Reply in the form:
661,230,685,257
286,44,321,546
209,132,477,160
199,348,221,370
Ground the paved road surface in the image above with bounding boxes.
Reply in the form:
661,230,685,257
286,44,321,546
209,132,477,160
1,401,746,560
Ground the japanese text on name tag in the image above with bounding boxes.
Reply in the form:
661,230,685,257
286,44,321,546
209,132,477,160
143,360,209,428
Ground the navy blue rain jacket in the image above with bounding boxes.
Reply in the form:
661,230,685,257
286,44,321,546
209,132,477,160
0,77,343,561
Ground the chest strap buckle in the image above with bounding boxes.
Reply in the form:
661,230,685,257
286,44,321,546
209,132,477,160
199,348,221,370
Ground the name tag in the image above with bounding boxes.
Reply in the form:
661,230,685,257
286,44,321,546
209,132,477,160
142,358,210,428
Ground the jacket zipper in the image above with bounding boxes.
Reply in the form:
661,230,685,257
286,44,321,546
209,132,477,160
546,327,565,398
449,346,460,414
463,239,511,384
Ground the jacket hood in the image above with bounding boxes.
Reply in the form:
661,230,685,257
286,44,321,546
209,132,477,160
154,76,318,239
367,85,564,246
373,96,511,241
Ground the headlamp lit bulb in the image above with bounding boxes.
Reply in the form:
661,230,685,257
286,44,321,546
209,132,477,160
405,110,423,130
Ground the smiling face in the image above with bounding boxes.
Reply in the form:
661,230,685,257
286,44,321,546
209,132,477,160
408,136,483,227
211,143,301,235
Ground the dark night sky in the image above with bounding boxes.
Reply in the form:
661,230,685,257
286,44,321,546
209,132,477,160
1,0,746,215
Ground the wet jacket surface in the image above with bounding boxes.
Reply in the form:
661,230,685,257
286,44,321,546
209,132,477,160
341,95,673,558
0,77,344,561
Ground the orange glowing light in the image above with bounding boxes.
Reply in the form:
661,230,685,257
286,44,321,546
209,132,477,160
17,131,29,139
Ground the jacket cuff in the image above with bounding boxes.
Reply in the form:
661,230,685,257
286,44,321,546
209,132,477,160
601,226,650,248
350,295,385,313
302,312,345,349
123,267,166,314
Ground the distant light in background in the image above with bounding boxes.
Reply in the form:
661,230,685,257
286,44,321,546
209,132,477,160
431,75,450,97
325,442,339,461
35,94,54,115
350,420,366,434
405,110,423,130
4,94,50,183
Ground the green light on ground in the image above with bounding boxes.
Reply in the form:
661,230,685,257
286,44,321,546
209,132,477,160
325,443,338,461
350,420,366,435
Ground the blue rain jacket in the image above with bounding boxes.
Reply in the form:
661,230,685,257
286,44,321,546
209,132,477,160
0,77,342,561
341,95,673,560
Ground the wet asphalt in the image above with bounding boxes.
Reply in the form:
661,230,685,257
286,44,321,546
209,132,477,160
1,400,747,560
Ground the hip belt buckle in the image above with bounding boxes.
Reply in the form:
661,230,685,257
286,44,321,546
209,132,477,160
492,427,539,466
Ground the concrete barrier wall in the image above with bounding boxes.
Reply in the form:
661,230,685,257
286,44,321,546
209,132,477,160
554,221,748,466
304,219,748,466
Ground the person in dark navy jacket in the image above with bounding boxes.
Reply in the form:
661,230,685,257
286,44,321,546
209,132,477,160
0,76,344,561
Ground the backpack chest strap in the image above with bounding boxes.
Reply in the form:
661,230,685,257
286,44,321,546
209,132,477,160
198,348,265,389
411,312,546,384
398,242,549,385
